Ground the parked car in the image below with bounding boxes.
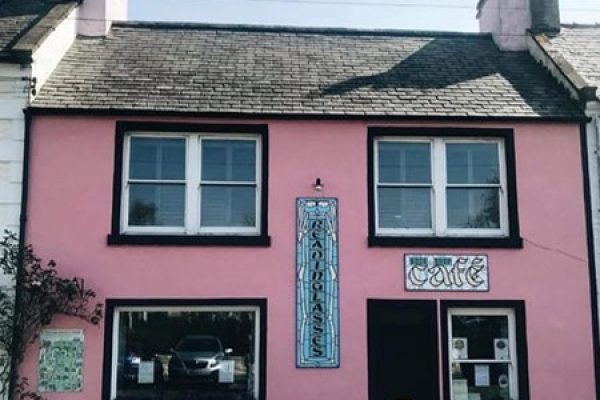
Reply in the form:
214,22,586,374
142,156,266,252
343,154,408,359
168,335,232,384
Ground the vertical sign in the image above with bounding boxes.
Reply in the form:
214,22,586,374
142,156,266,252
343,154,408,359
38,330,84,392
296,198,339,368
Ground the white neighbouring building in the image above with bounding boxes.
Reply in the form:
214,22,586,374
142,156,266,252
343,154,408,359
0,0,128,242
0,0,127,395
1,1,77,240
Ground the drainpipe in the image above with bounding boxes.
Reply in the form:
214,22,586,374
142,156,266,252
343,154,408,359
596,116,600,155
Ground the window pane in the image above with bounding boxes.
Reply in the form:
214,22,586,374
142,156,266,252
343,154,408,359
202,140,257,182
377,187,432,229
451,315,509,360
378,142,431,184
447,188,500,229
130,137,185,180
201,185,256,227
447,143,499,184
129,184,185,226
451,362,511,400
116,309,258,400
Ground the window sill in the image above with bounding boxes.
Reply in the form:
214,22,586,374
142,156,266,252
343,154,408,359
107,234,271,247
368,235,523,248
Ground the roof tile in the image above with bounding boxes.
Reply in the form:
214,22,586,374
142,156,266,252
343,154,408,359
542,24,600,98
33,23,584,119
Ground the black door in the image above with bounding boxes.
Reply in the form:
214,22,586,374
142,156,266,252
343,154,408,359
368,300,439,400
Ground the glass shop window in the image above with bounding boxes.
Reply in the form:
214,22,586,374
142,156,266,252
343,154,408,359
448,308,518,400
112,306,260,400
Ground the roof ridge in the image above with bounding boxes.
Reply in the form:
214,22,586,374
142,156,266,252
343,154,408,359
561,23,600,29
0,2,55,54
111,20,492,39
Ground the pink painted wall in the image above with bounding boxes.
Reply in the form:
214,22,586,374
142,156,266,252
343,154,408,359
21,116,596,399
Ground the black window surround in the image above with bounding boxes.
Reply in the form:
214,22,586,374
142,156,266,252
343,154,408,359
102,298,268,400
367,127,522,248
440,300,530,400
108,121,270,246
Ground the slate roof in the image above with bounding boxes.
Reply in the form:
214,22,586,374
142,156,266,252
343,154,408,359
540,24,600,100
32,22,584,119
0,0,78,62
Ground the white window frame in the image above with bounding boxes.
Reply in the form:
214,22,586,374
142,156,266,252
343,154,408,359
374,137,508,237
447,307,519,400
121,132,262,236
110,305,262,400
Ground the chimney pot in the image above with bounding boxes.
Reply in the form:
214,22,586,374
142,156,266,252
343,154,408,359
530,0,561,34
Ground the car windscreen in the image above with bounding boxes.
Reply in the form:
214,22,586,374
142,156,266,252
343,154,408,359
176,337,221,352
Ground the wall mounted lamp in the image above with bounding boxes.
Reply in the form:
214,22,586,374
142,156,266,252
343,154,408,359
313,177,323,192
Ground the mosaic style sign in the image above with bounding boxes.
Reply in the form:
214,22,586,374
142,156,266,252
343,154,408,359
296,198,339,368
38,330,84,392
405,254,489,291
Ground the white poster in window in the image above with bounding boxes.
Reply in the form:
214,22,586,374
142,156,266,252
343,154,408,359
219,360,235,383
474,364,490,387
452,379,468,400
452,337,468,360
468,394,482,400
494,338,509,360
138,361,155,384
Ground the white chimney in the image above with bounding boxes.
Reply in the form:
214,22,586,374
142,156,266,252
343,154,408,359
78,0,128,36
477,0,532,51
477,0,561,51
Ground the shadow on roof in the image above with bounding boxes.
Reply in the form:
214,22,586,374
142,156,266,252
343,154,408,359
319,37,578,117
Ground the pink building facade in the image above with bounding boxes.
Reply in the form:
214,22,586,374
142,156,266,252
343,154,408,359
19,114,597,400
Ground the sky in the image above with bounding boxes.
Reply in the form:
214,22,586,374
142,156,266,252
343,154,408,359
128,0,600,31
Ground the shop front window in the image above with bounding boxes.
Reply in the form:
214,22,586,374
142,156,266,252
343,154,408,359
110,305,262,400
448,308,518,400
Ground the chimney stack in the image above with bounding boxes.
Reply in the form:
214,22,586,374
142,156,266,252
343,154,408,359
477,0,561,51
77,0,128,36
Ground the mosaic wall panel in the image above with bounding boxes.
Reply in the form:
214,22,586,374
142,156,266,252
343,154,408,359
38,329,84,392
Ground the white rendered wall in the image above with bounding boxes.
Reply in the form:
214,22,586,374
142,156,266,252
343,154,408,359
0,65,28,381
0,64,28,242
586,101,600,339
31,7,78,91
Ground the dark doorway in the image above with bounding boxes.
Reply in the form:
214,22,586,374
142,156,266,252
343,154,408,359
368,300,439,400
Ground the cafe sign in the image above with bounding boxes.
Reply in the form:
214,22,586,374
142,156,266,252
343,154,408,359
296,198,340,368
404,254,489,292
